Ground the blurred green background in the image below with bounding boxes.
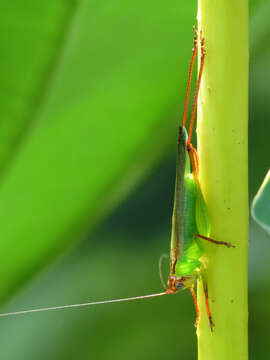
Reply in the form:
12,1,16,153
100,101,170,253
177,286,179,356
0,0,269,359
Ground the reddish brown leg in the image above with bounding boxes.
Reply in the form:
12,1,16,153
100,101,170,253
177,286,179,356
188,143,199,175
202,279,214,332
200,270,214,332
190,285,200,328
187,32,206,146
182,26,198,128
196,234,235,248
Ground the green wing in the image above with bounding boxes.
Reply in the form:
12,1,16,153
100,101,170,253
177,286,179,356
195,183,211,237
170,126,187,270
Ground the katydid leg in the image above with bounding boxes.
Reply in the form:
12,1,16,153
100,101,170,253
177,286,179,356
190,285,200,328
187,34,206,146
182,26,198,128
201,268,214,331
196,234,235,248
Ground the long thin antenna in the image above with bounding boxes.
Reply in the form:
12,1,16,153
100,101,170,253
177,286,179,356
159,253,169,291
187,34,206,146
182,26,198,128
0,292,169,318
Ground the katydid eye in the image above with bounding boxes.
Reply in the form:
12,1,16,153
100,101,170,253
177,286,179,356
175,282,184,290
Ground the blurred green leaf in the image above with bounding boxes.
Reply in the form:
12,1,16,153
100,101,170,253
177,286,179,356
250,0,270,62
0,1,197,301
0,0,76,170
249,0,270,197
251,169,270,235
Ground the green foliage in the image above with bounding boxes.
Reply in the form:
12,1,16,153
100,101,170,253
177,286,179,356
0,0,196,301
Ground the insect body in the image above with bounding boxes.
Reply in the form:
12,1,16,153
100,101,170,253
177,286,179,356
166,29,234,331
169,126,206,294
168,123,214,329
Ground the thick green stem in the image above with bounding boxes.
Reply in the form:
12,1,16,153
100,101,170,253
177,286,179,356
196,1,249,359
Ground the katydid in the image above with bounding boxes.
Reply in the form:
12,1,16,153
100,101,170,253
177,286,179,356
167,29,234,331
0,29,234,331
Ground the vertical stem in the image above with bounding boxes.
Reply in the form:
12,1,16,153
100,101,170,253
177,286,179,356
196,1,249,360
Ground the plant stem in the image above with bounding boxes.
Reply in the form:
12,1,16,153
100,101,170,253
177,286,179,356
196,1,249,359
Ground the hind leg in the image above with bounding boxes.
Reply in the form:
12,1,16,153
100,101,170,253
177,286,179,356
190,284,200,328
196,234,235,248
200,267,214,332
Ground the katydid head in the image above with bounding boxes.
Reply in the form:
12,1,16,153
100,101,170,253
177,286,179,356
168,275,194,293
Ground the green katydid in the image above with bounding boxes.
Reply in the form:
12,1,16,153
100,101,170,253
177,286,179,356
166,29,235,331
0,29,234,331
